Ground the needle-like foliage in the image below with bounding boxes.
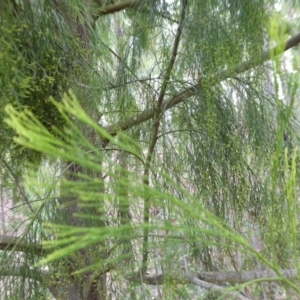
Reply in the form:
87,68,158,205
1,1,300,299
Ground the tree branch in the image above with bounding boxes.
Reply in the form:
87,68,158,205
0,266,48,283
138,268,299,285
129,268,300,299
197,268,299,284
103,32,300,142
141,0,188,272
187,274,249,300
94,0,142,17
0,234,44,255
129,272,249,300
2,159,35,214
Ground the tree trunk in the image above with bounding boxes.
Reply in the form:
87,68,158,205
54,1,108,299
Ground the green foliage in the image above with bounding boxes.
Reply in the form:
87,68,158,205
2,0,300,299
0,7,78,163
4,90,300,298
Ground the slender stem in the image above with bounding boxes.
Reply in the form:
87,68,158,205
2,159,35,214
141,0,188,272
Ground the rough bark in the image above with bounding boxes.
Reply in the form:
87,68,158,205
50,1,109,299
140,269,299,285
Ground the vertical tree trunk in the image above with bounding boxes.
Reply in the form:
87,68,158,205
54,1,108,299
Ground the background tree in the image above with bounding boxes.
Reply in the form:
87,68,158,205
1,0,300,299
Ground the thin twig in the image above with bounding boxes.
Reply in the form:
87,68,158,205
2,160,35,214
106,45,158,96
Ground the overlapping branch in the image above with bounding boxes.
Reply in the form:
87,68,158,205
93,0,142,17
103,33,300,141
0,234,44,255
128,268,299,299
141,0,188,271
132,268,298,285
